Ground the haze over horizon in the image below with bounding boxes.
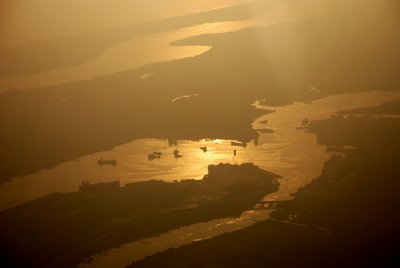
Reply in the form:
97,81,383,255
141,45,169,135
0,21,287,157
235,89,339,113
0,0,254,46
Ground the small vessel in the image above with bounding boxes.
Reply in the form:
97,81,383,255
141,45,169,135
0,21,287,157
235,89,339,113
148,151,162,160
97,158,117,166
173,149,183,158
231,141,247,148
200,146,208,152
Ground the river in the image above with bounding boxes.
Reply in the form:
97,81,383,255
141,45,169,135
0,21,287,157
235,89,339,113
0,1,396,266
0,89,398,266
73,90,400,268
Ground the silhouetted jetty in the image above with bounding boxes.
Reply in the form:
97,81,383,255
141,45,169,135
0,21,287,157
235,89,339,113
97,158,117,166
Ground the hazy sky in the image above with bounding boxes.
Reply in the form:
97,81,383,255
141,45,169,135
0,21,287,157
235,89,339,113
0,0,252,46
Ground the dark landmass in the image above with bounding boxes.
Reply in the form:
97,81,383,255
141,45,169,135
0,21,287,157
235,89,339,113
337,100,400,115
1,0,400,183
130,114,400,267
0,163,280,268
308,114,400,149
0,0,272,77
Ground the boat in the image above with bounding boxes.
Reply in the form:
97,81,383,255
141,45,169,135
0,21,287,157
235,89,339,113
97,158,117,166
231,141,247,148
148,151,162,160
200,146,208,152
173,149,183,158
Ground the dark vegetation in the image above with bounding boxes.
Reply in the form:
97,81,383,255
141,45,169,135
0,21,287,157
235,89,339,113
0,163,280,268
1,0,399,183
130,111,400,267
337,100,400,115
308,114,400,149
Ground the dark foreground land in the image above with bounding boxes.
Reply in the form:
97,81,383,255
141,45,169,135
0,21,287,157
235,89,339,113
1,0,399,183
0,163,279,268
130,104,400,267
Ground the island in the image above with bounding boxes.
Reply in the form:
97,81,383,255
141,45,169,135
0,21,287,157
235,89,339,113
0,163,280,268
